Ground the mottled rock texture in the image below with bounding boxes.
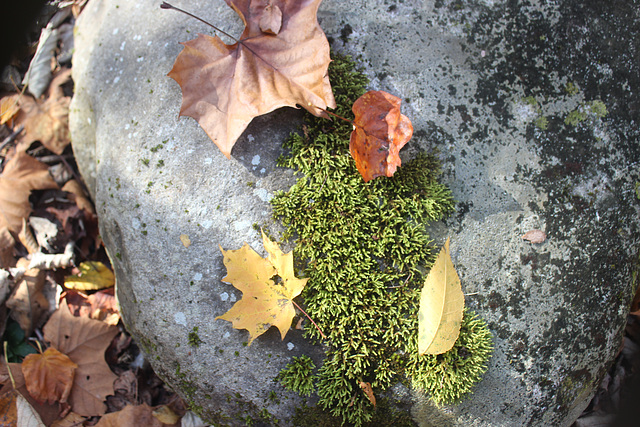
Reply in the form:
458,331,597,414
69,0,639,425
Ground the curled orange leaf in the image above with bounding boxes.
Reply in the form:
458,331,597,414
349,90,413,182
21,347,78,405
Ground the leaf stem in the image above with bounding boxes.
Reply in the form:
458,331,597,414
161,2,238,42
291,299,326,340
314,105,355,126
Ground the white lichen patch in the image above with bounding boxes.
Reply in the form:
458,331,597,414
174,312,187,326
220,292,229,301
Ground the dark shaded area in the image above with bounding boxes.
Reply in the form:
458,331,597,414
0,0,48,68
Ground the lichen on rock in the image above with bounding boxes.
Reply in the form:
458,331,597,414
271,54,493,425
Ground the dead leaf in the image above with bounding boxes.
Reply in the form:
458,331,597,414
22,347,78,405
522,229,546,244
358,380,376,406
50,412,87,427
65,288,119,325
61,180,95,215
43,301,119,416
0,387,18,426
15,69,72,155
167,0,336,158
0,228,15,269
0,365,61,426
152,405,180,424
217,230,307,344
16,393,46,427
0,95,20,125
349,91,413,182
6,258,49,336
94,404,178,427
0,151,58,235
64,262,115,291
418,238,465,355
179,234,191,248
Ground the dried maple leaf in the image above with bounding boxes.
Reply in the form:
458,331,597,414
0,152,58,236
349,91,413,182
43,301,118,416
166,0,336,158
217,230,307,344
21,347,78,405
418,238,464,355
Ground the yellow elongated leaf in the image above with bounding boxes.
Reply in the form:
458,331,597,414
64,262,115,291
216,231,307,345
418,238,464,355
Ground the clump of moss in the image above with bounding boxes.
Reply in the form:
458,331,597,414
271,54,492,425
276,355,316,396
406,310,493,404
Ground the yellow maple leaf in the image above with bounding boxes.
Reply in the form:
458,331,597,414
217,231,307,345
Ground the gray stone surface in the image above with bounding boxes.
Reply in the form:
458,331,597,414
69,0,640,425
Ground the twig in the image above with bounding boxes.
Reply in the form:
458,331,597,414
291,299,326,340
161,2,238,42
0,125,24,151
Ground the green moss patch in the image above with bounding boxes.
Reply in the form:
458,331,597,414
271,54,493,425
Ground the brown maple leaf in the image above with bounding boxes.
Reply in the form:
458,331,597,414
217,230,307,344
43,301,119,416
166,0,336,158
21,347,78,405
349,91,413,182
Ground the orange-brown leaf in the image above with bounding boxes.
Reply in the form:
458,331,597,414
0,152,58,235
21,347,78,405
43,301,118,416
349,91,413,182
358,380,376,406
6,257,49,337
167,0,336,158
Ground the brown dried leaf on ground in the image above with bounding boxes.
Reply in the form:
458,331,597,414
43,301,119,416
94,403,179,427
167,0,336,158
0,151,58,236
217,230,307,344
0,364,61,426
14,69,72,155
65,288,119,326
0,386,19,425
349,91,413,182
6,258,49,336
0,227,15,269
22,347,78,405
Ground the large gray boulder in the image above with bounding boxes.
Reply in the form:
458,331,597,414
69,0,640,425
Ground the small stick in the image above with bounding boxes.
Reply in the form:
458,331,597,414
161,2,238,42
0,125,24,151
291,299,327,340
